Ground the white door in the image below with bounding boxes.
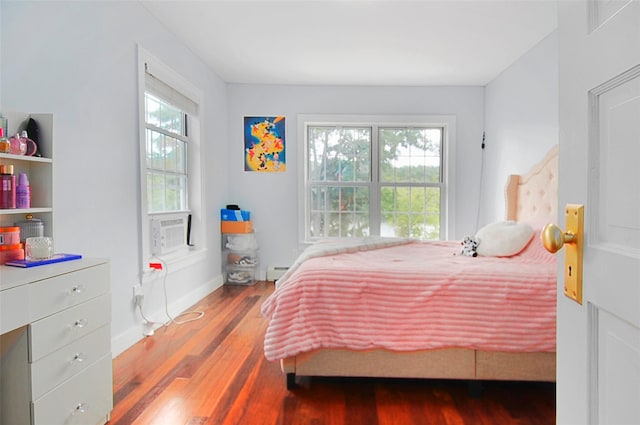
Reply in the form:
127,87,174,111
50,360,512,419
557,1,640,424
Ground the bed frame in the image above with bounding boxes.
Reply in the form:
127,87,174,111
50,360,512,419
281,145,559,389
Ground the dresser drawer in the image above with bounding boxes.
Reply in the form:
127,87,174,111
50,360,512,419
29,293,111,362
29,263,110,322
32,354,113,425
0,284,30,334
30,325,111,400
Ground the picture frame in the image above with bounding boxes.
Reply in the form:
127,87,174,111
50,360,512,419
244,116,286,172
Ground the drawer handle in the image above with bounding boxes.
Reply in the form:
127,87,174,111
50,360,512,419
69,284,85,295
73,319,89,328
72,352,87,363
72,402,87,415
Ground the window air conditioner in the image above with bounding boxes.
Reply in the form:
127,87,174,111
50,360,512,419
151,215,187,255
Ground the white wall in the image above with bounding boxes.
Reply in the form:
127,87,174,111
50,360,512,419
226,85,485,273
0,1,229,355
481,31,559,225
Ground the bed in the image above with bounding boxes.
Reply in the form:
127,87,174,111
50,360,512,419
262,145,559,389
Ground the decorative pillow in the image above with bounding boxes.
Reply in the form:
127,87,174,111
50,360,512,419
475,221,534,257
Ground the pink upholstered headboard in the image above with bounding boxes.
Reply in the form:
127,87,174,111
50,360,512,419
504,145,558,226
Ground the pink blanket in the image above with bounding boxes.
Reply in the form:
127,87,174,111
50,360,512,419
261,237,557,361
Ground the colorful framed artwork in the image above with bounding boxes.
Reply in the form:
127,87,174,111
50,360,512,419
244,116,286,172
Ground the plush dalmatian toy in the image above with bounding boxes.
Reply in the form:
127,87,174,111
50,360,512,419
459,235,479,257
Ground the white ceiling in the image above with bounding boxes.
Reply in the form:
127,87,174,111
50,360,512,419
140,0,558,86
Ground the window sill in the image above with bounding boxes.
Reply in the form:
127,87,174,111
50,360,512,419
142,246,207,283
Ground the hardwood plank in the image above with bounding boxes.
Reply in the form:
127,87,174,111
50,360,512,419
110,282,556,425
226,354,293,425
375,383,429,425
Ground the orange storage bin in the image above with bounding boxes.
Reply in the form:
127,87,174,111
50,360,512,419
221,221,253,233
0,243,24,264
0,226,20,246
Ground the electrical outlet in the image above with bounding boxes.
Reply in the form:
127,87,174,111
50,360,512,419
133,284,144,307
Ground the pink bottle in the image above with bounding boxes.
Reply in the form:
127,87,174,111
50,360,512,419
0,164,16,209
9,132,26,155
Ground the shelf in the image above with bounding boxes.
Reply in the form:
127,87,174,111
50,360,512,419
0,208,53,215
0,153,52,163
0,111,54,239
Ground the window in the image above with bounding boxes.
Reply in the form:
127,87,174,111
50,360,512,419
300,115,455,242
138,47,204,268
144,92,188,213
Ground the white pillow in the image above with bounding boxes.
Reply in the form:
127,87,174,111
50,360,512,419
475,221,534,257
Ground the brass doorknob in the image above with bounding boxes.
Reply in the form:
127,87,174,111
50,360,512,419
541,223,577,253
543,204,584,304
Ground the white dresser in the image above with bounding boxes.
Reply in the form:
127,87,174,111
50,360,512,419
0,258,112,425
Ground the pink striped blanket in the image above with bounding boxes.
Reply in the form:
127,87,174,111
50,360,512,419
261,237,557,362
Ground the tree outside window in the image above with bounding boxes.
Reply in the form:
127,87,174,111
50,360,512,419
306,121,445,241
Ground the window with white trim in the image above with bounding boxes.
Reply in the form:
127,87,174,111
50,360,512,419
301,115,455,242
138,47,204,266
144,91,189,213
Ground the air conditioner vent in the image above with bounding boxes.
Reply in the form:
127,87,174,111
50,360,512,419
151,215,187,255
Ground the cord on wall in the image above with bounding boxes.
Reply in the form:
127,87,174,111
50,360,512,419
134,288,162,336
475,131,486,233
151,256,205,326
135,256,205,337
137,300,161,336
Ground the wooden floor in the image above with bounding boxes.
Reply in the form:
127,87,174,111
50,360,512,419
109,282,556,425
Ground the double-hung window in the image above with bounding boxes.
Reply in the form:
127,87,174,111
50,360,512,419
138,47,204,267
144,91,188,213
301,115,455,242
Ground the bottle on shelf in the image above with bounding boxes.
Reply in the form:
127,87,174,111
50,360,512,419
20,130,37,156
0,114,7,137
0,164,17,209
16,172,31,209
0,128,10,153
9,132,26,155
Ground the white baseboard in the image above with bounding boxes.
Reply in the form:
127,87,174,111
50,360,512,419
111,275,223,357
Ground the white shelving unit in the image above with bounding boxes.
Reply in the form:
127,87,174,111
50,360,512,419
0,112,54,237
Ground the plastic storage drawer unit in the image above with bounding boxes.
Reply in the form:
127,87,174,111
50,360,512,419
222,232,258,285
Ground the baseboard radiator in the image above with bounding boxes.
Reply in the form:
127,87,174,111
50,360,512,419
266,266,289,282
